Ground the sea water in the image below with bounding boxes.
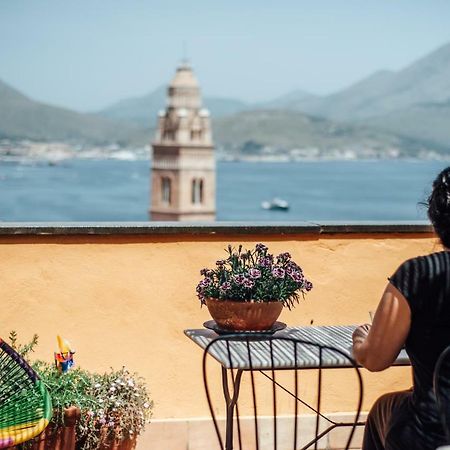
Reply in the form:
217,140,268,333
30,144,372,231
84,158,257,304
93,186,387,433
0,159,447,222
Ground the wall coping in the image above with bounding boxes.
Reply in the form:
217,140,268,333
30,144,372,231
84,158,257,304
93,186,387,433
0,221,433,236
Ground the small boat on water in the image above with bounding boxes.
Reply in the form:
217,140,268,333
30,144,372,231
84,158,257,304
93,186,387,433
261,198,290,211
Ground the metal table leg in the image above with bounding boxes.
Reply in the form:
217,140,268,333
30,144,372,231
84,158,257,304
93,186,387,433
222,367,243,450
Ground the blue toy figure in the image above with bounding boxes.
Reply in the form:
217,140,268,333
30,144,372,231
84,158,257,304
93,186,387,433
54,335,75,373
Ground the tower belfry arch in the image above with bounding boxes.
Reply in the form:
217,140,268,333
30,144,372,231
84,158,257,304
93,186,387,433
150,62,216,221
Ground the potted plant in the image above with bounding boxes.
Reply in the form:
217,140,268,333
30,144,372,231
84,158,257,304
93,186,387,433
32,363,152,450
8,333,153,450
196,243,313,331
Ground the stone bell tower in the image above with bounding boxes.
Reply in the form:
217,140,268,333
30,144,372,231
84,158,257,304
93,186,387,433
150,62,216,221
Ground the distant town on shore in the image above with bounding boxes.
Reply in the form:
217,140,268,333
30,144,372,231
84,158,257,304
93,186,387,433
1,42,450,162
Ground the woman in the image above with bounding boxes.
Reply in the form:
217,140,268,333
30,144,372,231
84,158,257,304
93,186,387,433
353,166,450,450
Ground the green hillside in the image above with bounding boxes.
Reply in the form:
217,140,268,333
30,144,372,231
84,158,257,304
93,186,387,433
365,100,450,151
0,80,150,145
213,109,423,155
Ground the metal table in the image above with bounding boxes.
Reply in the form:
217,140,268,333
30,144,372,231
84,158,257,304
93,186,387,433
185,324,411,449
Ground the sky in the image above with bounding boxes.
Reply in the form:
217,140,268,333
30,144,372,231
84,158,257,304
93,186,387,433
1,0,450,112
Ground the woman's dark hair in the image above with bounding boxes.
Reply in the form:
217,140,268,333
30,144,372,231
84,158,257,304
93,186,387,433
427,166,450,248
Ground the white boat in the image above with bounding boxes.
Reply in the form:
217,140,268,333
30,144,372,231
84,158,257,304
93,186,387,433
261,198,290,211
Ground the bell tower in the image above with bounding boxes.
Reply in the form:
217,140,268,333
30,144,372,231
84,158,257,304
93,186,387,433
150,62,216,221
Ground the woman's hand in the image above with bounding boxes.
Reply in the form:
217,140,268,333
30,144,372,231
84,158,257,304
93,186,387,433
352,283,411,372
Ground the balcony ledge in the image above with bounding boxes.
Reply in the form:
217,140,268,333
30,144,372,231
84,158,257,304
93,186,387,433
0,221,433,236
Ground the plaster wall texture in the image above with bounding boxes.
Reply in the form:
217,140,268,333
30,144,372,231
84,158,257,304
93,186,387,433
0,232,439,425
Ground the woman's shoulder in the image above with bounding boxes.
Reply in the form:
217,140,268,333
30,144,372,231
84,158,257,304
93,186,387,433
389,252,450,308
393,251,450,280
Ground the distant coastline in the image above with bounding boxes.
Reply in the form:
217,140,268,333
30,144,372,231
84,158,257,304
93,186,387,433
1,139,449,163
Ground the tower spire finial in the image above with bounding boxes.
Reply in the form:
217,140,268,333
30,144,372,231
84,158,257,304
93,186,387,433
181,40,189,66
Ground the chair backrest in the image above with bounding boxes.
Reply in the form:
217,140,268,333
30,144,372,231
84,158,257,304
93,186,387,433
0,338,52,448
434,345,450,444
202,334,363,450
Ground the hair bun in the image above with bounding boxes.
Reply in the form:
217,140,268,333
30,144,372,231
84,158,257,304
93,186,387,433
428,167,450,248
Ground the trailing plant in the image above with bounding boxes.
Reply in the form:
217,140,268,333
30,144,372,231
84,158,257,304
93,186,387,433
79,366,153,448
8,330,39,359
8,333,153,450
196,243,313,309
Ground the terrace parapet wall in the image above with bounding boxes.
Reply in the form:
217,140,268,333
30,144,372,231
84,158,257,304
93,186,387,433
0,221,436,449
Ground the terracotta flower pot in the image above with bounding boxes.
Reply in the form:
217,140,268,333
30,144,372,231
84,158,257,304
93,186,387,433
13,407,80,450
206,298,283,331
13,407,137,450
76,429,137,450
97,436,136,450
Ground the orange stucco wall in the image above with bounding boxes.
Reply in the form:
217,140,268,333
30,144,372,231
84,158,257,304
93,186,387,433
0,231,440,422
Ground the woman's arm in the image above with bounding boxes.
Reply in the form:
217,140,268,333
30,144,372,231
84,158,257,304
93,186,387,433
352,282,411,372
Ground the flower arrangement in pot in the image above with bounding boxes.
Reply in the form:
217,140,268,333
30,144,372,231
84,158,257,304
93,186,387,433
196,243,313,331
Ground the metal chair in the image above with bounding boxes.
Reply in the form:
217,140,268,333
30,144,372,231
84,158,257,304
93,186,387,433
202,334,364,450
434,345,450,449
0,338,52,448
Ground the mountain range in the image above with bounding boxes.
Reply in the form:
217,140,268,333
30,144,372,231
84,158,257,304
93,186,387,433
0,79,150,146
99,86,248,125
1,41,450,154
295,42,450,121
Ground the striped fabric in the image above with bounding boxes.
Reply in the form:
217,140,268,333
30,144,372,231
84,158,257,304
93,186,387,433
185,325,410,370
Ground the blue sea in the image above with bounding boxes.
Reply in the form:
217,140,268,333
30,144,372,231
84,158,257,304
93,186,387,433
0,160,448,222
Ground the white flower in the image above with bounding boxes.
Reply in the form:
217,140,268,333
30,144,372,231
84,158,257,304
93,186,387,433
95,383,101,388
143,402,150,409
110,387,116,392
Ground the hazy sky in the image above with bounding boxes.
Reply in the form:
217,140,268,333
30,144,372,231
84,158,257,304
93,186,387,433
1,0,450,112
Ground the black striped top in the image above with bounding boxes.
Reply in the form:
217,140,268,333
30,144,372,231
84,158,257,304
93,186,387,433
389,251,450,435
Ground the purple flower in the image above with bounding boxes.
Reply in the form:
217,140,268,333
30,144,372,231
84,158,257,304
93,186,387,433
216,260,226,266
256,243,268,253
200,268,209,276
233,274,246,285
305,281,313,291
287,261,302,272
200,277,212,287
277,252,291,260
220,282,231,291
272,267,285,279
248,268,261,279
286,265,295,275
259,256,273,268
289,271,304,283
243,278,255,288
